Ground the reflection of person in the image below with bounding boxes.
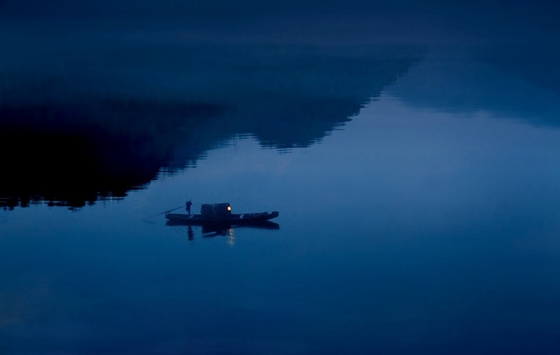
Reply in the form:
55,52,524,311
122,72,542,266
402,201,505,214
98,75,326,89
186,200,192,216
187,225,194,241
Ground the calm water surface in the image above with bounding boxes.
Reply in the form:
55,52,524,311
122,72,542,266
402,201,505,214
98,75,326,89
3,92,560,353
2,1,560,354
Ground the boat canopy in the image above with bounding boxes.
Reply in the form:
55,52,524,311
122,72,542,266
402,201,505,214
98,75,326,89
200,203,231,221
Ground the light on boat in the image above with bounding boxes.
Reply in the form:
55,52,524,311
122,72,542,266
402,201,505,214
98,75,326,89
227,205,232,212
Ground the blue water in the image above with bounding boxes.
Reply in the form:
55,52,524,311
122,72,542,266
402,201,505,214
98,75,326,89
2,1,560,354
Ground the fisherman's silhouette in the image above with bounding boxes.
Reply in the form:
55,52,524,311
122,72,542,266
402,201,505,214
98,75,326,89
186,200,192,216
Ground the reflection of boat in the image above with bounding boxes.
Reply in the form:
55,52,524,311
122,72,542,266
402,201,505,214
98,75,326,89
165,203,279,227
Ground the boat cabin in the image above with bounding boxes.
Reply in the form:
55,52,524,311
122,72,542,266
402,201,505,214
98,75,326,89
200,203,232,221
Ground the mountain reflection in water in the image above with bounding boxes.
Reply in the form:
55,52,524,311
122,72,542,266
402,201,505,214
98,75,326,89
3,0,558,209
0,45,421,208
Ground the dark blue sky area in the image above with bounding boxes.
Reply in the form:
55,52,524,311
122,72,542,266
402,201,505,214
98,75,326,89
2,0,559,40
1,0,558,15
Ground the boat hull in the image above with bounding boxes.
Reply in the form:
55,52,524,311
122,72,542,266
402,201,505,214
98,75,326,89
165,211,279,227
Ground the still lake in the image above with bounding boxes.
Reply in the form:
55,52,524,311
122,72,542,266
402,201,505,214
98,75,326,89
2,2,560,354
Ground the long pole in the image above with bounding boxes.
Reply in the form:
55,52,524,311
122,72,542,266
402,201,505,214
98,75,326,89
145,205,184,220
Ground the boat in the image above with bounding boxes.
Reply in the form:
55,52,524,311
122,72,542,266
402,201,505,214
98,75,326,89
165,202,279,227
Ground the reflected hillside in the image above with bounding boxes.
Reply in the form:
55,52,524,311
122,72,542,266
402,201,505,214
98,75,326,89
0,98,229,208
0,44,421,208
389,45,560,126
9,0,558,208
204,46,420,149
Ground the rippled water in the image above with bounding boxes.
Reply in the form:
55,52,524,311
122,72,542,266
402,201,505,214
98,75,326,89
2,1,560,354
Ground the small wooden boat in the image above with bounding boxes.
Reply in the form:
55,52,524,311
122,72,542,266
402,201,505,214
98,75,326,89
165,202,279,226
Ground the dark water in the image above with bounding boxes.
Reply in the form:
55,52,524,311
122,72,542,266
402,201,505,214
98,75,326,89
2,1,560,354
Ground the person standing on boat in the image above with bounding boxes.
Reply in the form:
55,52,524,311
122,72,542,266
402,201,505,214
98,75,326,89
186,200,193,216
